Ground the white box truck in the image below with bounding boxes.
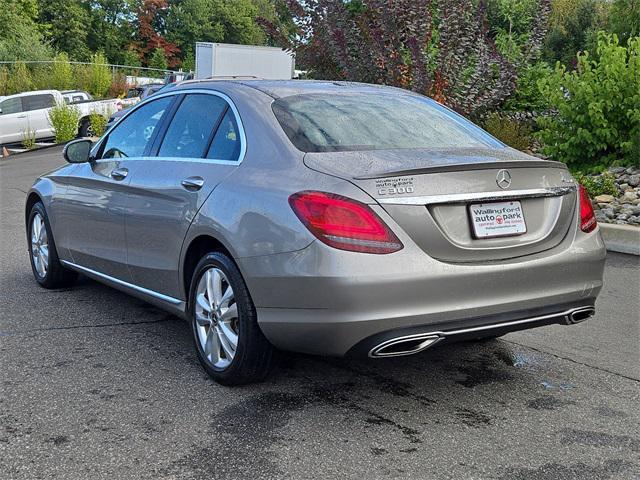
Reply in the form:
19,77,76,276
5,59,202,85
195,43,295,80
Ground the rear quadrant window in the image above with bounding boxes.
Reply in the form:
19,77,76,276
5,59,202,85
206,110,241,161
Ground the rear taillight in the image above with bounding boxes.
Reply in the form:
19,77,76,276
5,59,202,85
288,191,403,254
579,184,597,233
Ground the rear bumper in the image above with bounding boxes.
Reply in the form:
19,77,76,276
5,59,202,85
238,226,606,357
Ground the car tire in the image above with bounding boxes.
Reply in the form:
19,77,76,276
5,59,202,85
78,118,94,138
27,202,78,289
189,252,275,385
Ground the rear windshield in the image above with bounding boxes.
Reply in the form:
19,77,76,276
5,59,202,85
272,93,503,152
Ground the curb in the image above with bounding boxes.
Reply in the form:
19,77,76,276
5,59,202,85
599,223,640,255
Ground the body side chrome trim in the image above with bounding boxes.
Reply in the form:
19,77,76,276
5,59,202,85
377,186,576,206
60,260,183,306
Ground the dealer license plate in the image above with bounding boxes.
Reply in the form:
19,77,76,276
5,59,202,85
469,201,527,238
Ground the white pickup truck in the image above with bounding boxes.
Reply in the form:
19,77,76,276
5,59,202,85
0,90,124,146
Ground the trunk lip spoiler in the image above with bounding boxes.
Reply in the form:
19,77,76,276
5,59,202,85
354,160,568,180
378,186,576,206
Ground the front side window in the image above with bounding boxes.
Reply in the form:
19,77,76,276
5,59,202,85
0,97,23,115
101,97,172,159
272,93,503,153
206,110,241,161
23,94,55,111
159,94,227,158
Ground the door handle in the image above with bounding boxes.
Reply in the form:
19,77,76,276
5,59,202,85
181,176,205,191
110,167,129,181
17,115,27,118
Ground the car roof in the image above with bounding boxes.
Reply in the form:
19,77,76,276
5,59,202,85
173,79,411,99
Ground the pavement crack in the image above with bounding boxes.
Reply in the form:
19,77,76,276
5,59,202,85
504,339,639,383
1,316,173,337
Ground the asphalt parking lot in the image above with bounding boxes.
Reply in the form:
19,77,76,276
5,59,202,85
1,147,639,480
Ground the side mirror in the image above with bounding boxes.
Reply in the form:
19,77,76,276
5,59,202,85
63,139,93,163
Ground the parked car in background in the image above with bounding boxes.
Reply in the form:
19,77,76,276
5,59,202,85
0,90,123,146
125,83,165,101
107,83,177,129
25,80,606,385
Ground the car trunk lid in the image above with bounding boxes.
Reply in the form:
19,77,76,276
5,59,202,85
304,148,577,262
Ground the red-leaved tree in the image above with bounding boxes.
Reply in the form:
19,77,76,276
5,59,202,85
261,0,550,117
135,0,181,68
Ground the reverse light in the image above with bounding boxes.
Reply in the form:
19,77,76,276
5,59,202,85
579,184,597,233
288,191,403,254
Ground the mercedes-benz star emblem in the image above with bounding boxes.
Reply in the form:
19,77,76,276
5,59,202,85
496,169,512,189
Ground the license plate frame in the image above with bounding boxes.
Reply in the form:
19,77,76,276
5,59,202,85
468,200,527,239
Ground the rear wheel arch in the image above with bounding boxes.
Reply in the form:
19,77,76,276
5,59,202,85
182,234,236,304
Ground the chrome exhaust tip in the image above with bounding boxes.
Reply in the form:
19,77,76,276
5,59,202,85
566,307,595,324
369,334,442,358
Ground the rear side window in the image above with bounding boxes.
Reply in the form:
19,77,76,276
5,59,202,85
159,94,227,158
101,97,173,159
23,94,55,111
272,93,503,152
0,97,23,115
206,110,241,161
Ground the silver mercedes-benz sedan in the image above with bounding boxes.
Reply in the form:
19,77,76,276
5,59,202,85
26,80,606,384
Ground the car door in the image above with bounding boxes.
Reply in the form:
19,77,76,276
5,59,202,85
60,96,175,280
0,97,27,145
22,93,56,140
121,91,245,299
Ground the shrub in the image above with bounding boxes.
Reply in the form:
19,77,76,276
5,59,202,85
504,61,553,111
108,72,129,98
6,61,33,94
22,128,36,150
48,103,80,144
73,64,92,93
484,113,533,150
51,53,74,90
537,33,640,170
574,171,618,198
0,66,8,95
89,111,109,137
262,0,552,117
88,53,112,98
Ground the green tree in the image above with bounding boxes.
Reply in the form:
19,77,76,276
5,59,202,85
537,33,640,169
543,0,598,66
0,0,53,61
51,52,74,90
87,0,136,64
181,50,195,72
166,0,266,61
7,61,34,94
488,0,539,62
88,53,112,97
608,0,640,46
148,47,168,76
0,65,9,95
38,0,91,60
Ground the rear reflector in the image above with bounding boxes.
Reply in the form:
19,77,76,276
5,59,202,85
289,191,403,254
579,185,597,233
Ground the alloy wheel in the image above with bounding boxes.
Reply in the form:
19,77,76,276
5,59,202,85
194,267,239,369
31,213,49,278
